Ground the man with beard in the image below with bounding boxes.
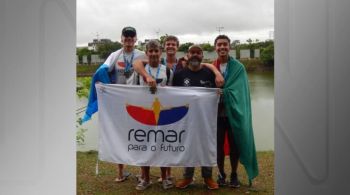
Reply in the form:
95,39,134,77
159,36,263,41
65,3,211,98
173,45,219,190
133,35,224,87
133,35,222,183
213,35,258,188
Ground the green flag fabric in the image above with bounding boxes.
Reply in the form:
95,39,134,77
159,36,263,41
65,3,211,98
215,56,259,184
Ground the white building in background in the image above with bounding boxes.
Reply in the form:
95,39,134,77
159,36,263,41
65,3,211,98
137,41,143,47
240,49,251,59
82,56,88,64
90,54,103,64
160,50,237,61
137,39,151,50
79,49,256,65
229,50,237,58
88,38,112,51
254,49,260,58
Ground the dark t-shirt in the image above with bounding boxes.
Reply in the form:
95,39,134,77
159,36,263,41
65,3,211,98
173,66,216,88
161,57,185,73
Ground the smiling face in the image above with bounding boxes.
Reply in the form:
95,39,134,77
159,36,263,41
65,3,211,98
164,40,178,56
215,38,230,58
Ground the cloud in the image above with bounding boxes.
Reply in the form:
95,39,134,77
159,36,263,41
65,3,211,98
77,0,274,46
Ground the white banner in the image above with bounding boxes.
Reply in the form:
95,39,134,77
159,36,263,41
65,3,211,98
96,84,219,167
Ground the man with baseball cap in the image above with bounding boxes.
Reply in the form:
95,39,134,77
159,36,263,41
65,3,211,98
173,45,219,190
122,26,137,37
82,26,154,183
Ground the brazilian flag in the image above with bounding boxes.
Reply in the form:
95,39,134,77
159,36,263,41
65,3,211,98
215,56,259,185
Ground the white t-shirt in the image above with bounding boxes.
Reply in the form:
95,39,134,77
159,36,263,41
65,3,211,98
219,62,228,117
103,48,147,84
220,63,227,75
133,64,173,86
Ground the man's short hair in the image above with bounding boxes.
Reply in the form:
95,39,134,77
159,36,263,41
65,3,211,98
187,44,203,53
146,39,161,51
164,35,179,47
214,34,231,45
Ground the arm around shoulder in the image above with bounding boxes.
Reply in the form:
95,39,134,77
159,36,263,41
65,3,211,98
202,63,224,87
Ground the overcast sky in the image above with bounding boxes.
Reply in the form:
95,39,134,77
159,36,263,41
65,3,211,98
77,0,274,46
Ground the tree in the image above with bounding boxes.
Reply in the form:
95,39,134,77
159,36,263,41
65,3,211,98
246,38,254,58
246,38,253,45
77,47,92,57
261,43,274,66
159,34,169,46
76,47,93,64
200,43,214,52
231,40,240,48
97,41,122,59
178,42,194,52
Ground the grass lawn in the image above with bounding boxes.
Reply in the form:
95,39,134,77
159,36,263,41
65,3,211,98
77,151,274,194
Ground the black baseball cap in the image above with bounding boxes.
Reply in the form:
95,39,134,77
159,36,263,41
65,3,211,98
122,26,137,37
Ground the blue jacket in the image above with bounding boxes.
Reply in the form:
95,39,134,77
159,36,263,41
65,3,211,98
81,64,112,123
81,48,146,123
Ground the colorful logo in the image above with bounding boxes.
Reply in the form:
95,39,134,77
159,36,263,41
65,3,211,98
126,98,189,126
117,61,125,68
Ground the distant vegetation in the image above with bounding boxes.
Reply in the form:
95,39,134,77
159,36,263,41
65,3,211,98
76,77,92,99
77,38,274,76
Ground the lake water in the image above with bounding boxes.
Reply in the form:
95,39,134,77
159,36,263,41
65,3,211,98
77,71,274,151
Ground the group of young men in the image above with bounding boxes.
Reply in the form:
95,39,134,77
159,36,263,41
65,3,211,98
83,26,258,191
